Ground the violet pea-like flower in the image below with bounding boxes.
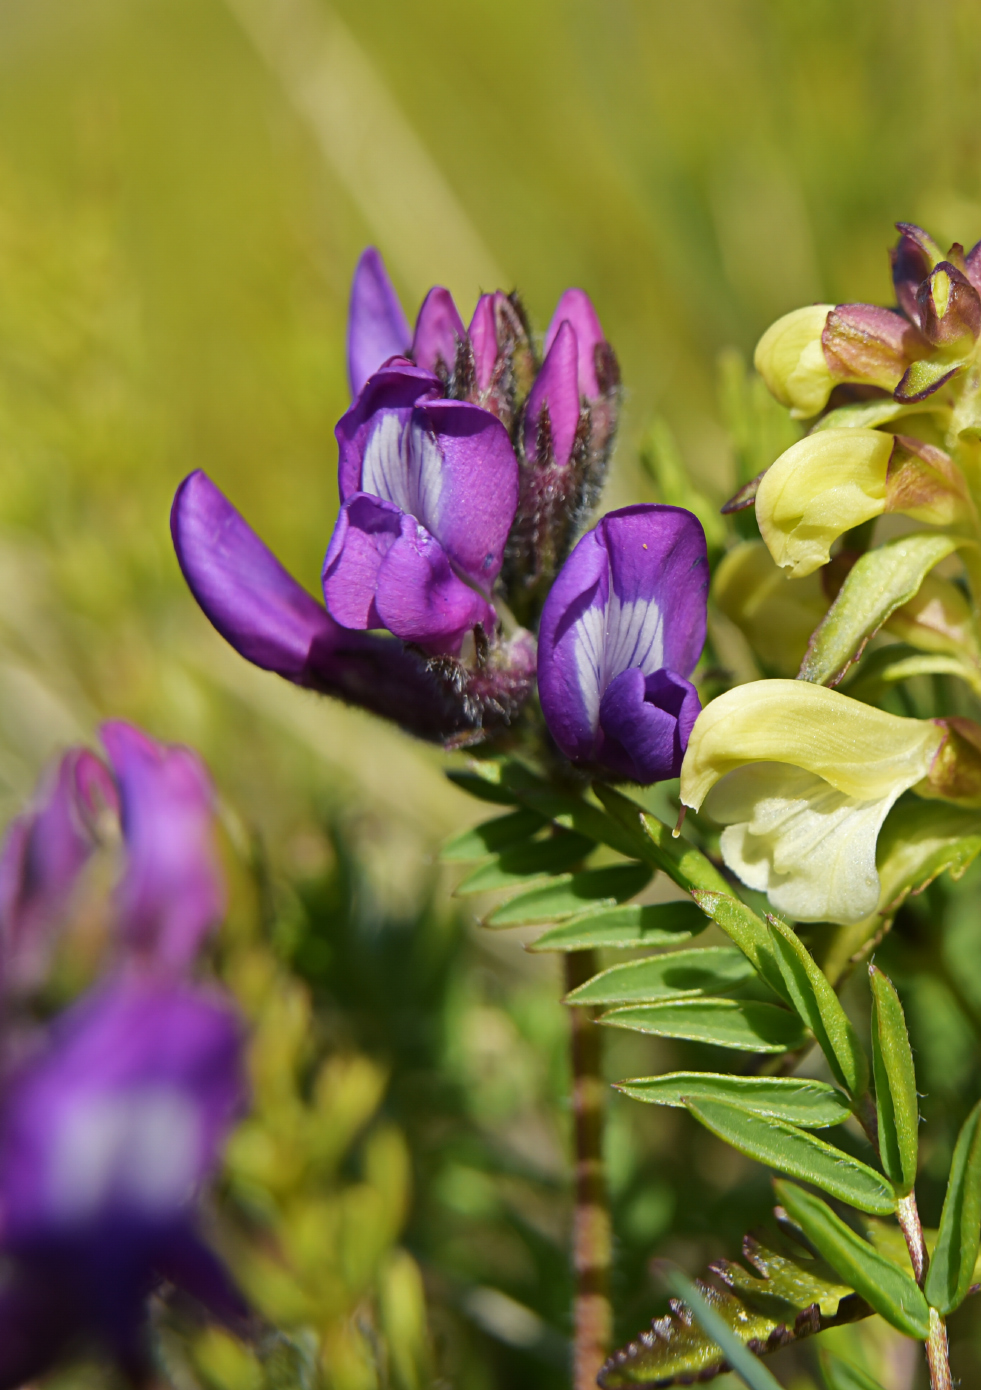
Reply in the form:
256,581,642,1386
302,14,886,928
0,977,248,1385
537,505,707,784
324,385,519,657
0,722,225,988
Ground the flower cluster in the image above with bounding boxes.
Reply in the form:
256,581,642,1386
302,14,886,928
697,221,981,926
174,249,709,779
0,726,247,1384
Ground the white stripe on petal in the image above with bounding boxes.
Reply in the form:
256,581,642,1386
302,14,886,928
605,593,665,678
574,601,606,731
361,413,443,534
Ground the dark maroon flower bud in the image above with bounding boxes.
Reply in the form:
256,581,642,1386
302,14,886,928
915,261,981,350
891,222,944,327
822,303,928,391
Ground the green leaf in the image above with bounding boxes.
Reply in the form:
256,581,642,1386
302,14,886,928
598,1230,861,1387
527,900,706,952
616,1073,851,1128
601,998,809,1053
593,785,732,896
453,830,594,894
690,892,794,1007
818,1351,887,1390
924,1100,981,1314
439,809,545,862
774,1180,929,1337
657,1265,783,1390
566,947,758,1006
484,862,652,927
446,766,519,804
765,919,869,1101
869,965,918,1195
688,1099,895,1214
798,533,963,687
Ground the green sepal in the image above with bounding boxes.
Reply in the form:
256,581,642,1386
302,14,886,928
799,533,964,687
656,1265,783,1390
566,946,757,1006
774,1181,929,1337
616,1073,851,1128
600,998,809,1054
766,919,869,1101
895,355,964,402
527,901,705,952
439,809,545,862
868,965,919,1195
598,1230,862,1387
689,1099,895,1214
484,863,652,927
924,1099,981,1314
453,829,594,894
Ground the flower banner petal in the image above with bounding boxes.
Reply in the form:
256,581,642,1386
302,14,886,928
346,247,411,398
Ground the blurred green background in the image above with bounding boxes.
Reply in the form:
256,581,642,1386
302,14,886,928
6,2,981,1387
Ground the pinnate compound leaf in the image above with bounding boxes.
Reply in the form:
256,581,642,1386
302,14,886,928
774,1181,928,1337
599,1232,864,1387
440,808,545,862
453,829,594,894
616,1073,851,1128
567,947,758,1006
594,784,732,895
484,862,652,926
766,919,869,1101
688,1100,895,1215
690,892,793,1004
799,533,963,686
869,966,918,1195
924,1100,981,1314
601,999,808,1053
818,1351,887,1390
528,900,706,952
656,1265,783,1390
446,766,520,804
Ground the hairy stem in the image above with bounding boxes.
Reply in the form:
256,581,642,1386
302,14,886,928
896,1192,953,1390
565,949,612,1389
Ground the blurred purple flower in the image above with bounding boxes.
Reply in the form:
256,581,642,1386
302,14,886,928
0,721,227,988
537,505,707,784
172,468,483,742
0,751,116,993
100,722,225,973
0,977,248,1384
325,394,519,656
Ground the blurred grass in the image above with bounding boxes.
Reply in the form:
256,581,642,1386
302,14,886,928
5,2,981,1386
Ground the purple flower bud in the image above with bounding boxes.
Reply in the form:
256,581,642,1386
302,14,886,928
524,320,582,469
347,248,412,399
467,291,535,427
538,505,707,784
172,469,479,742
412,286,466,381
891,222,944,327
325,399,519,657
0,977,247,1381
915,260,981,350
543,288,609,401
966,238,981,295
822,303,928,391
100,723,225,973
0,752,117,993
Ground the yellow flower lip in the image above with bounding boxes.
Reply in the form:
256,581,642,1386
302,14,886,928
680,680,945,810
753,305,836,419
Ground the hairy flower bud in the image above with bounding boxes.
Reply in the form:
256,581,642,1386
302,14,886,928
753,305,836,419
468,291,535,428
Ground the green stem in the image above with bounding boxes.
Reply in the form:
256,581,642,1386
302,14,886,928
564,949,612,1389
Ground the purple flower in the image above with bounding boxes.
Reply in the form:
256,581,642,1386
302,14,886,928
0,751,116,993
0,977,247,1382
172,469,483,742
347,248,412,398
100,722,225,973
0,722,227,988
537,505,707,784
325,394,519,656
